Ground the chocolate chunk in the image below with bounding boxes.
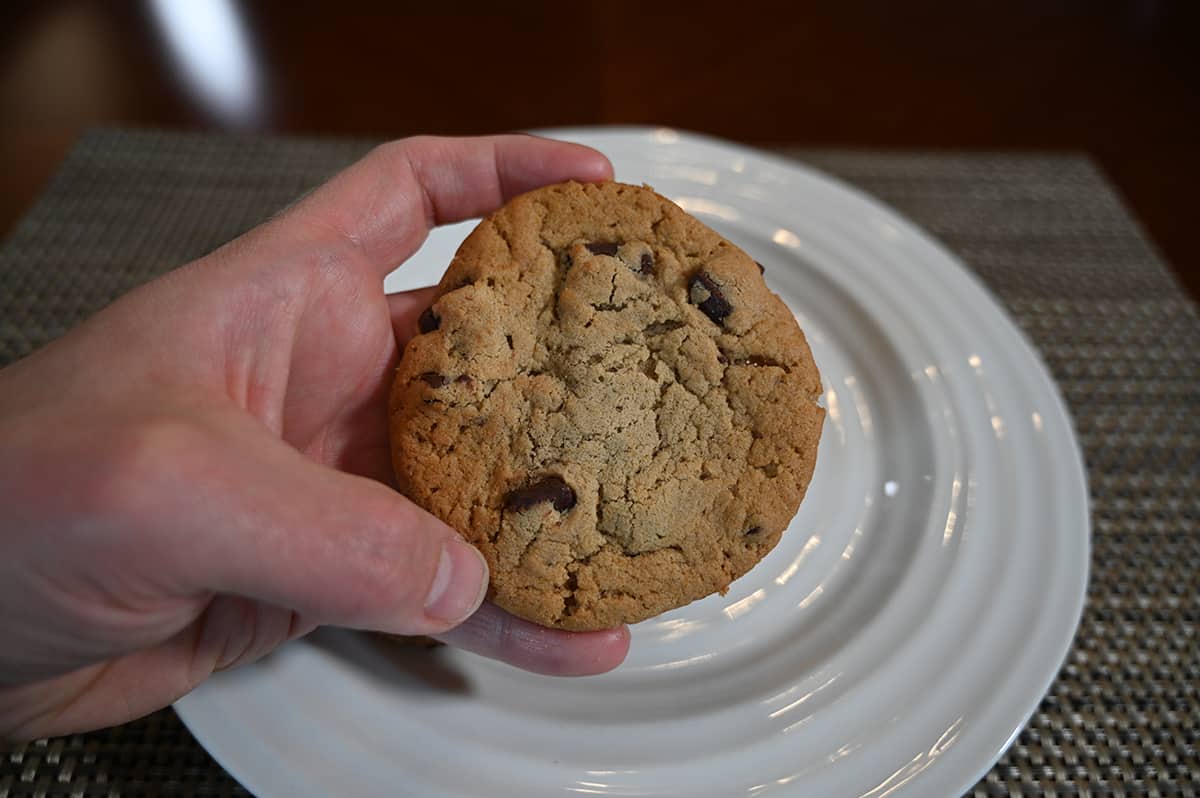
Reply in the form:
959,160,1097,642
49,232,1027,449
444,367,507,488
418,307,440,333
585,241,619,257
688,271,733,325
505,476,576,513
419,373,447,388
755,260,765,274
640,251,654,275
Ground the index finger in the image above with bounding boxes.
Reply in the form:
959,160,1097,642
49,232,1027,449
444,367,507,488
283,135,613,275
435,601,630,676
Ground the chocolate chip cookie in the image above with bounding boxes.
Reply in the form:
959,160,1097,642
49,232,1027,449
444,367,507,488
389,181,823,631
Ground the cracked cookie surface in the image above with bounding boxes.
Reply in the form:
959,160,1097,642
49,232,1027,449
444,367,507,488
389,181,823,630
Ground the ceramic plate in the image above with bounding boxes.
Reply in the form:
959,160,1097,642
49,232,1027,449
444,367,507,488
175,128,1090,797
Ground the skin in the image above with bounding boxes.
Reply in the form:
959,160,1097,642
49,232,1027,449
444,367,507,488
0,135,631,743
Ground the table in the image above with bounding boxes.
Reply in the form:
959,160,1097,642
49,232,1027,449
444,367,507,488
1,130,1197,797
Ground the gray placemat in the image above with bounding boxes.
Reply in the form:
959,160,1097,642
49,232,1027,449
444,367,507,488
2,130,1197,797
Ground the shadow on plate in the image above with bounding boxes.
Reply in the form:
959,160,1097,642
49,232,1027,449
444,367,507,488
304,626,474,697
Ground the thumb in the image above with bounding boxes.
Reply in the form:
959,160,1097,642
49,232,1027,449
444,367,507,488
161,423,489,636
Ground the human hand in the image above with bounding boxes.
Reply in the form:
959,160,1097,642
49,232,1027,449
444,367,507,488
0,135,630,742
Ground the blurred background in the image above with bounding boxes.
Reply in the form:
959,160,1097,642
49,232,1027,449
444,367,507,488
2,0,1197,296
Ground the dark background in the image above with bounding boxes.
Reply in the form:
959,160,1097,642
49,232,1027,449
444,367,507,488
2,0,1197,297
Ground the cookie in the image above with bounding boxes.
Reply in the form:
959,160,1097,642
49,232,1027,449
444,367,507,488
389,181,823,630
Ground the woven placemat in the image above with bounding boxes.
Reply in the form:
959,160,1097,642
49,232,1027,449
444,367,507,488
1,130,1197,797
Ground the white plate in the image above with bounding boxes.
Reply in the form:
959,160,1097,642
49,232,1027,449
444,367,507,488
175,128,1090,797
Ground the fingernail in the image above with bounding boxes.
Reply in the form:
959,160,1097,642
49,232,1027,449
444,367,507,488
424,538,488,624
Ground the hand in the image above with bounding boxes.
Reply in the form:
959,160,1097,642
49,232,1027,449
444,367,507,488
0,135,630,742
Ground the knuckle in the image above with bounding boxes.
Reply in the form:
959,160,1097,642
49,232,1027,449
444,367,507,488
368,136,449,186
369,138,419,170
